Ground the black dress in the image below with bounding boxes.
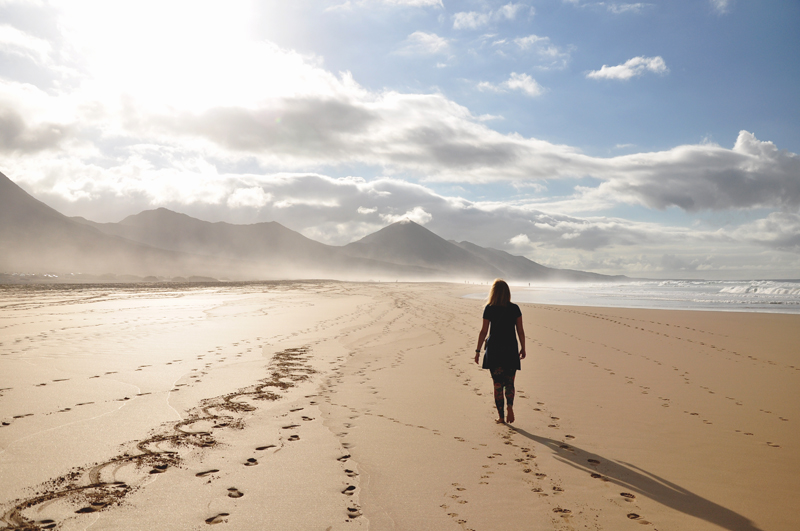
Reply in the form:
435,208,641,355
481,303,522,371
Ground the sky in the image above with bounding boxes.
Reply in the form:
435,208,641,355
1,0,798,279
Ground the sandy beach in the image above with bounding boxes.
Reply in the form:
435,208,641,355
1,281,798,531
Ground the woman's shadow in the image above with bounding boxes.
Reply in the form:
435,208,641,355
510,426,764,531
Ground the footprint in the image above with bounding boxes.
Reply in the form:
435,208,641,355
621,492,636,500
205,513,230,524
149,464,168,474
588,459,601,465
288,435,300,442
227,488,244,498
196,469,219,477
347,507,362,518
342,485,356,495
338,454,351,462
256,445,276,451
244,458,258,466
75,503,108,514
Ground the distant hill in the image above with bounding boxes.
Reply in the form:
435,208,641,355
2,172,625,283
452,241,625,282
342,220,504,279
72,209,439,280
73,208,341,263
0,172,224,278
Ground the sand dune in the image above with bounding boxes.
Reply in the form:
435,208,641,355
1,282,797,530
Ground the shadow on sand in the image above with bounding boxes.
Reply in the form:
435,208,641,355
510,427,763,531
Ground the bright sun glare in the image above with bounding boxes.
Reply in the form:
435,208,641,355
57,0,322,111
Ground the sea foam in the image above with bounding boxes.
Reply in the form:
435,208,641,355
468,279,800,313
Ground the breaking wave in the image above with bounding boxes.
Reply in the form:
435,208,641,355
469,279,800,313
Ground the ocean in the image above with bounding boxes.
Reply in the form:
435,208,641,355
466,279,800,314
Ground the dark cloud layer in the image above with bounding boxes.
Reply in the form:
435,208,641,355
0,107,69,154
597,132,800,211
159,98,378,156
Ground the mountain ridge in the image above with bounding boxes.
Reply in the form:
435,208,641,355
2,172,625,283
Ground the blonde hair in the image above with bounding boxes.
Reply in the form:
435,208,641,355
487,279,511,306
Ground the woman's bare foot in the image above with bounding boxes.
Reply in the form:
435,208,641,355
507,407,515,424
496,418,505,424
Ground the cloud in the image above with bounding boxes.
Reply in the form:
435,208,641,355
381,206,433,225
478,72,544,97
327,0,443,11
586,131,800,211
453,3,528,29
396,31,449,55
508,233,531,247
561,1,649,13
728,212,800,251
2,7,798,237
4,30,796,215
586,56,668,80
453,11,491,29
0,24,52,64
514,34,547,49
226,186,272,208
505,73,544,97
154,97,379,156
513,34,572,69
710,0,732,14
605,3,648,14
9,55,798,213
496,3,528,20
0,106,70,154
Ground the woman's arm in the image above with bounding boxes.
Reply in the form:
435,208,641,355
475,319,489,364
516,316,526,360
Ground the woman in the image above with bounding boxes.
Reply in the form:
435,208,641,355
474,279,526,424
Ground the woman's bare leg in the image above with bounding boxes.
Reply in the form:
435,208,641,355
493,379,505,422
505,372,516,423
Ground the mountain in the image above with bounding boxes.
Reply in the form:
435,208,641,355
73,209,339,263
72,209,439,279
0,173,436,280
452,241,625,282
2,172,624,283
342,220,504,279
0,172,221,278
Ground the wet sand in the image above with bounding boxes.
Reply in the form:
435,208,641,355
1,281,798,530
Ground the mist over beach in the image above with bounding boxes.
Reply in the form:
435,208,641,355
2,1,799,530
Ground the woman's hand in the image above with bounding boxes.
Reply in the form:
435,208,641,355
519,348,527,360
474,351,480,364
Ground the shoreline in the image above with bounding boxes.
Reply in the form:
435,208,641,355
2,282,798,530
